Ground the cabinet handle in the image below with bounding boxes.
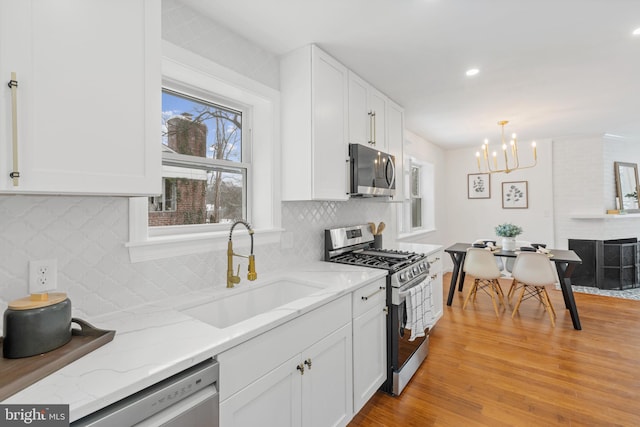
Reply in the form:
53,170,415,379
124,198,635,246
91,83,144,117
8,72,20,186
361,286,385,301
297,363,305,375
368,111,374,145
304,358,312,370
372,111,376,145
383,306,389,315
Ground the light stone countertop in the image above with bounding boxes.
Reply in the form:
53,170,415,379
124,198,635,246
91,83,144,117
3,261,387,422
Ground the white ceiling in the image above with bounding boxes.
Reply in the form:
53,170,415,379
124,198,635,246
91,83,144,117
181,0,640,149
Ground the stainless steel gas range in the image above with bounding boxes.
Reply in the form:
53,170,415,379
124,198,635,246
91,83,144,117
325,224,434,395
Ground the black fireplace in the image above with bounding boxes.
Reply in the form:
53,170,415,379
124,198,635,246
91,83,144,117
569,238,640,290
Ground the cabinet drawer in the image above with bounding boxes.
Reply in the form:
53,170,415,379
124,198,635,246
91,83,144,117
352,279,386,318
426,251,443,275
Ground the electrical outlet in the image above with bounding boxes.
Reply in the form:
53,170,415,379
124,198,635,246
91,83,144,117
29,259,58,294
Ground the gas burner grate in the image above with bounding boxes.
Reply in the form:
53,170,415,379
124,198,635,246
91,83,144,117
330,251,423,271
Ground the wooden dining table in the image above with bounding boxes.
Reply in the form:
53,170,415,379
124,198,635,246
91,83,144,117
444,243,584,330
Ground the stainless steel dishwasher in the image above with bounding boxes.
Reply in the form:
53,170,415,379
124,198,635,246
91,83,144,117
72,358,219,427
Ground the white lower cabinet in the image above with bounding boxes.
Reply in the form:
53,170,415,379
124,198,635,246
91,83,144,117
219,295,353,427
426,250,444,327
220,355,301,427
301,324,353,427
351,278,387,413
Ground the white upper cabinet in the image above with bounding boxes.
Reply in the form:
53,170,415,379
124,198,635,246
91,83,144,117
281,44,349,201
0,0,161,195
386,99,405,200
348,71,387,151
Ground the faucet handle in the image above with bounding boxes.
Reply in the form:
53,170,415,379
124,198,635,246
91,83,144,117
247,255,257,281
230,265,241,284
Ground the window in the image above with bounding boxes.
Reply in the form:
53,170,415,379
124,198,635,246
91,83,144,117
127,44,280,262
398,157,435,237
149,178,177,212
150,89,249,228
410,165,422,229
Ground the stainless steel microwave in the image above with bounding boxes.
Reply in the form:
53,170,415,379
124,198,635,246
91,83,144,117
349,143,396,197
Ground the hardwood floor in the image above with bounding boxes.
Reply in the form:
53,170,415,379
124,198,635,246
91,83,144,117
348,272,640,427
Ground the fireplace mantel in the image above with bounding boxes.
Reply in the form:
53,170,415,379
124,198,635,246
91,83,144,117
571,213,640,219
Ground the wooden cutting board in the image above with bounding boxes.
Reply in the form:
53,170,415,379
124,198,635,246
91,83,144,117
0,318,115,401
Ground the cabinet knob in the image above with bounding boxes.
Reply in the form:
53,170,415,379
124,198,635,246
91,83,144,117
304,358,312,370
383,306,389,315
297,364,305,375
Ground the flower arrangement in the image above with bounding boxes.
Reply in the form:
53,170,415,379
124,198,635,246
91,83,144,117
495,223,523,238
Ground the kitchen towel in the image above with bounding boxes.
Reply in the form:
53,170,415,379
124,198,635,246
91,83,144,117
405,278,433,341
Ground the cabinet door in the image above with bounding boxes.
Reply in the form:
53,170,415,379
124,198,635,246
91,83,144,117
311,47,349,200
0,0,161,195
386,100,404,199
220,355,302,427
368,88,387,151
352,304,387,413
302,323,353,427
427,250,444,326
348,72,369,146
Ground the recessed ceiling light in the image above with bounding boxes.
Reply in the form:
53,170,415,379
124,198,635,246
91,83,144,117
633,27,640,36
466,68,480,77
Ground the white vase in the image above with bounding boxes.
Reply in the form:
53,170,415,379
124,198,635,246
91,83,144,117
502,237,516,251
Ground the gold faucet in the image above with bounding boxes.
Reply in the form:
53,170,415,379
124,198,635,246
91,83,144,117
227,220,258,288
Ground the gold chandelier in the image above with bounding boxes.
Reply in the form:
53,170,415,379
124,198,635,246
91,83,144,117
476,120,537,174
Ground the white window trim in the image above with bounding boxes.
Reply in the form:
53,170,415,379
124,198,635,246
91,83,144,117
127,41,282,263
397,157,436,240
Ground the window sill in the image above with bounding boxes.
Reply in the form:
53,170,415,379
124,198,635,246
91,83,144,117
126,227,284,263
397,228,437,241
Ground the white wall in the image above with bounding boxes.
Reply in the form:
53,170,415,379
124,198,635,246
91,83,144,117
553,135,640,245
442,139,555,252
400,130,447,246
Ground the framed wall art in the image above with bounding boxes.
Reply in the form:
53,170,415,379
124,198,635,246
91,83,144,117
502,181,528,209
467,173,491,199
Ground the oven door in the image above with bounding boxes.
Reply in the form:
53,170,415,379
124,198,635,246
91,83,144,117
392,277,430,369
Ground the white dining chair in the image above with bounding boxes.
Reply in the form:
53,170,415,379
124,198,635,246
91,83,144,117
505,240,532,298
462,247,505,317
510,252,558,326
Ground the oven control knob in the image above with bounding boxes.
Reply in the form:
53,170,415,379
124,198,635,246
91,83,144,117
399,272,406,282
412,266,418,275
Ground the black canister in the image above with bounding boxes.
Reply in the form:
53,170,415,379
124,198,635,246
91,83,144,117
3,293,72,359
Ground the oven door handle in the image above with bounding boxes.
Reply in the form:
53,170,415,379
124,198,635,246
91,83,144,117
398,276,432,299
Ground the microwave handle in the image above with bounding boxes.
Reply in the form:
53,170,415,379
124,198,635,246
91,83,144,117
386,156,396,189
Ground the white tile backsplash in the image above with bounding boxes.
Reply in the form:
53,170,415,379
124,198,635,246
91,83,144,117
0,196,393,330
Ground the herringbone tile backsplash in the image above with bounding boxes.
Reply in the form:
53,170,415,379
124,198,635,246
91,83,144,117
0,195,392,328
